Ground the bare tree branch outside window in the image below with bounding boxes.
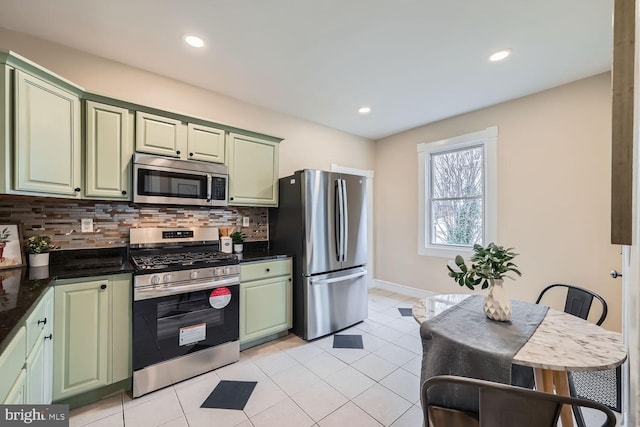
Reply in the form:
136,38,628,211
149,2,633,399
430,145,484,246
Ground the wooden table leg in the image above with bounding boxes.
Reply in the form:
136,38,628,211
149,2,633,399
533,368,555,393
552,371,574,427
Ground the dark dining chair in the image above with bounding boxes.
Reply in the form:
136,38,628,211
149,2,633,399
536,283,621,427
422,375,617,427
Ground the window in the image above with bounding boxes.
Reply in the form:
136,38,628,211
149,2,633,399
417,126,497,258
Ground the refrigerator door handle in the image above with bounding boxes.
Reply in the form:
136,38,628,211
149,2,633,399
309,270,367,285
334,179,341,261
341,178,348,262
337,179,346,262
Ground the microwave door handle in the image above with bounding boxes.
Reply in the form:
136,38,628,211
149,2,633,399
206,175,212,202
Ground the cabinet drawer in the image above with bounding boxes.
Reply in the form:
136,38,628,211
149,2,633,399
25,290,52,353
240,259,291,282
0,326,26,402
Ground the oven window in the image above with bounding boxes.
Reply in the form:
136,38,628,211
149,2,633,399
133,286,239,371
137,168,207,199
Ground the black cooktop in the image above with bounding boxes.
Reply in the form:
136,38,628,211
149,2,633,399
130,246,238,271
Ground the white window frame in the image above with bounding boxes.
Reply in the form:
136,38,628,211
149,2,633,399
417,126,498,258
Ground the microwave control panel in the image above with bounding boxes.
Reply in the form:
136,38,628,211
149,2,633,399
211,177,227,201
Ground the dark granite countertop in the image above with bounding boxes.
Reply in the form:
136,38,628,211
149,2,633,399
0,247,133,352
236,241,290,263
0,244,289,352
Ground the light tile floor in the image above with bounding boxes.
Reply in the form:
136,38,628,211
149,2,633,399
70,288,423,427
68,288,622,427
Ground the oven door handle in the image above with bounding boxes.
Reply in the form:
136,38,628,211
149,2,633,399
134,276,239,300
164,277,239,293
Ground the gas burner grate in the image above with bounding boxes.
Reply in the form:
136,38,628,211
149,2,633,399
131,250,238,271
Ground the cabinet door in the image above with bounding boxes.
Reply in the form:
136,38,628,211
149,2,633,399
25,288,53,404
53,279,109,400
135,111,186,158
26,330,46,404
0,326,26,402
227,133,279,206
85,101,134,199
187,123,225,163
14,70,81,197
42,288,54,404
240,276,290,343
111,275,131,383
4,369,26,404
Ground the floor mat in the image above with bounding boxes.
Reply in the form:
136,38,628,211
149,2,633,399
398,308,413,317
201,380,257,410
333,334,364,349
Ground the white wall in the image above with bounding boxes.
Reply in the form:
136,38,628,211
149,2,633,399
375,73,622,332
0,27,375,177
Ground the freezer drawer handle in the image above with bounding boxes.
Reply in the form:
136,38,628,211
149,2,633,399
310,270,367,285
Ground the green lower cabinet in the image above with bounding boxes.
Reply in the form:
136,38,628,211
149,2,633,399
52,274,131,402
0,326,26,403
239,259,292,345
5,369,27,404
25,287,54,404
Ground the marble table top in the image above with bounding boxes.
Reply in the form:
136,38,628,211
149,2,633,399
413,294,627,372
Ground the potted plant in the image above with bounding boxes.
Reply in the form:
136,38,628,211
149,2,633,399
0,227,10,261
446,242,521,321
26,234,58,267
230,231,246,254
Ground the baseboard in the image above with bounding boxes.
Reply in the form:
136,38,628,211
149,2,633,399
372,279,436,299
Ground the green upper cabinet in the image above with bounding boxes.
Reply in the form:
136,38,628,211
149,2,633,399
14,69,81,197
135,111,186,158
136,111,226,164
85,101,134,200
187,123,225,163
227,132,280,206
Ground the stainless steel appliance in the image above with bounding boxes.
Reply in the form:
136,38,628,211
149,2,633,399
130,227,239,397
132,153,228,207
270,169,368,340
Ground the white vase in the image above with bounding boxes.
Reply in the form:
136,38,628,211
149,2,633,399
29,253,50,267
483,278,511,321
233,243,243,254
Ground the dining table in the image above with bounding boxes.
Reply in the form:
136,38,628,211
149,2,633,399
413,294,627,427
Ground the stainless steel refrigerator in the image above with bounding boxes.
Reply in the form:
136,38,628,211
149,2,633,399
270,169,368,340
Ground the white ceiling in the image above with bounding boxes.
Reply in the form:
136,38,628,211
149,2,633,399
0,1,613,140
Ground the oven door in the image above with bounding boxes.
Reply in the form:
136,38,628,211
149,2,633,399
133,282,239,371
133,163,213,206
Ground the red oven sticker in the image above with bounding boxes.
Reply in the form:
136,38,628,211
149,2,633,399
209,287,232,309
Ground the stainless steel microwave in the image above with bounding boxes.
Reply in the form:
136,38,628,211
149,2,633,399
132,153,228,207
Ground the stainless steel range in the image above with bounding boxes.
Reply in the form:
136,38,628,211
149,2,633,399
130,227,240,398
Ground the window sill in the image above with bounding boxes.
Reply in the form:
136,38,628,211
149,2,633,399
419,246,473,259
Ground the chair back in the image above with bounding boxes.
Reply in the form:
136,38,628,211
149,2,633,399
422,375,617,427
535,283,608,325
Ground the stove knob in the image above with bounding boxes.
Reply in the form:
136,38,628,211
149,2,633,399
224,266,233,275
151,275,160,285
214,268,223,276
190,271,199,279
163,274,172,283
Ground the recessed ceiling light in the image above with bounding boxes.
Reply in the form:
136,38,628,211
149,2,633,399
184,34,205,48
358,106,371,115
489,49,511,62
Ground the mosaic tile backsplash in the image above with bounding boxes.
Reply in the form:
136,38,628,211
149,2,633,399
0,196,268,250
